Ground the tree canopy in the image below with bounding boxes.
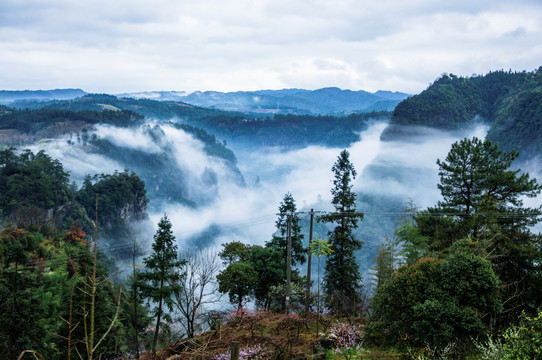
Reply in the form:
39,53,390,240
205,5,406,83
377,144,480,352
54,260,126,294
398,137,542,328
318,150,364,314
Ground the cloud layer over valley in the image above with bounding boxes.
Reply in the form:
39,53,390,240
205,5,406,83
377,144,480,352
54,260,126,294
27,119,515,266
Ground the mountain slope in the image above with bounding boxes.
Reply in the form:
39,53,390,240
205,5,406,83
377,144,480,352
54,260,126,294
7,94,389,149
0,88,86,104
381,67,542,159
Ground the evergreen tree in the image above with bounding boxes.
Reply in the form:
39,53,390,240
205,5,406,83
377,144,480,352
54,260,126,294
138,215,185,355
411,137,542,327
371,237,397,292
267,193,306,265
318,150,364,314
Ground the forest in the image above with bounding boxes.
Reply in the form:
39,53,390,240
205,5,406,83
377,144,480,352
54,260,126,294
1,69,542,359
382,67,542,160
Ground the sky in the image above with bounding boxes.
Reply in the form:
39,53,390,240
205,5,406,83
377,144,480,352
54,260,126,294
1,0,541,94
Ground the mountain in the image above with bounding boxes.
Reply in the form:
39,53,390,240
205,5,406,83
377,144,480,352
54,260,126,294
120,87,410,115
5,93,388,150
0,88,86,104
381,68,542,160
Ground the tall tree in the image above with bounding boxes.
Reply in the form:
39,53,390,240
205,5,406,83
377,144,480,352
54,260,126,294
266,193,306,265
318,150,364,314
370,237,397,292
174,251,221,339
412,137,542,326
138,215,185,356
216,242,258,309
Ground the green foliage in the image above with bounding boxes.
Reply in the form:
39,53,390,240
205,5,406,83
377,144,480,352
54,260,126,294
475,310,542,359
217,261,258,309
0,147,148,261
138,215,185,354
370,237,397,291
410,137,542,326
394,203,431,265
367,242,501,355
267,192,306,265
0,224,141,360
174,123,237,165
436,137,540,221
219,240,252,264
499,310,542,359
248,245,287,309
76,170,148,256
0,148,70,211
383,68,542,160
9,92,390,149
0,108,143,133
318,150,364,314
196,112,389,149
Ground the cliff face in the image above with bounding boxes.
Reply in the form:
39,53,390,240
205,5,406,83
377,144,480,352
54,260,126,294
76,171,149,245
117,192,148,223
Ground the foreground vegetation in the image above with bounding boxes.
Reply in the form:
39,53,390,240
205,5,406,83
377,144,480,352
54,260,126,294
2,69,542,359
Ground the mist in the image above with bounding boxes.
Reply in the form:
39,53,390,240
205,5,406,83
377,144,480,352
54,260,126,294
29,119,530,272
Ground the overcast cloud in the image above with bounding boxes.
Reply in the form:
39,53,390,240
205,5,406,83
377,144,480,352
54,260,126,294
1,0,541,94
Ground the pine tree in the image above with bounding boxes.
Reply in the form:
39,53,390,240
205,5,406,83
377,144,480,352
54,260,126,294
415,137,542,327
138,215,185,355
267,192,306,265
318,150,364,314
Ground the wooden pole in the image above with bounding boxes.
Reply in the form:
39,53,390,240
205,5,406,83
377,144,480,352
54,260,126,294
230,341,240,360
286,214,292,314
305,209,314,313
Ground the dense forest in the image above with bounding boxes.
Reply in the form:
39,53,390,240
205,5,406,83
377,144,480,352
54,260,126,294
1,69,542,359
382,67,542,160
5,94,388,149
0,148,151,359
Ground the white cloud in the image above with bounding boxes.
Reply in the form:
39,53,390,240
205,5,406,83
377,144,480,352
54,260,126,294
0,0,541,93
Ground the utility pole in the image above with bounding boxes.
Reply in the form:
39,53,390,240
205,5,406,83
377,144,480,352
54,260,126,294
286,213,292,314
305,209,314,313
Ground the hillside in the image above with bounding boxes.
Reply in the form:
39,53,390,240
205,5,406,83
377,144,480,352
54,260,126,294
381,67,542,159
8,94,388,149
0,88,86,104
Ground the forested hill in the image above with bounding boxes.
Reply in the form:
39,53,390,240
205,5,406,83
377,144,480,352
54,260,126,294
0,88,86,103
381,68,542,159
10,94,388,149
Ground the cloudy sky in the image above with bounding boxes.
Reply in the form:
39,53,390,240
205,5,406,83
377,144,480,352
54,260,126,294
1,0,541,94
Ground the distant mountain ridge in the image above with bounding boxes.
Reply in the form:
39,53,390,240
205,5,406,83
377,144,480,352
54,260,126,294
2,87,409,115
118,87,410,115
0,88,87,103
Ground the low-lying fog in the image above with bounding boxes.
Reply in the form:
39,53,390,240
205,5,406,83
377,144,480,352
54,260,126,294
30,120,541,275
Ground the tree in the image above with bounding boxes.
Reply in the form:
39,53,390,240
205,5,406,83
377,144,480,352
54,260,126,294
216,241,258,309
436,137,540,228
309,238,333,335
138,215,185,355
318,150,364,314
174,251,221,339
217,262,257,309
266,193,306,265
248,245,286,309
367,240,502,355
415,137,542,326
370,237,397,292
